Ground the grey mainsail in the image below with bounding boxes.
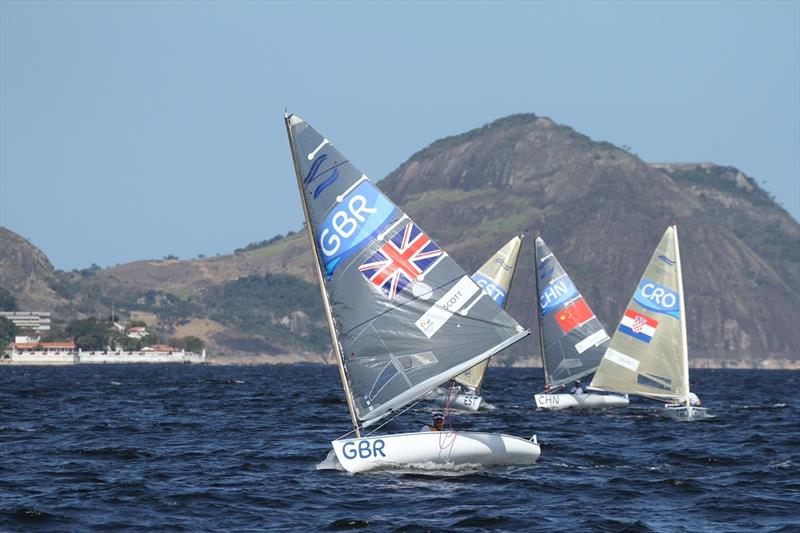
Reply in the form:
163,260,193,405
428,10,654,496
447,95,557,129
535,236,610,389
454,235,523,391
285,114,529,429
589,226,689,401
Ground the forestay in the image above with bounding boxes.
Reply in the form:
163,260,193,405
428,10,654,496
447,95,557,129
285,114,528,428
535,236,610,388
590,226,688,400
454,235,523,391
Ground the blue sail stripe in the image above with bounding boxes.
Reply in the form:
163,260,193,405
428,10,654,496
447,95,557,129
314,168,340,199
304,154,328,185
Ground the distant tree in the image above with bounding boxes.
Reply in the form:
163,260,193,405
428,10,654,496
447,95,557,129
163,255,179,260
75,335,103,351
0,316,16,353
128,320,147,328
79,264,102,278
140,333,159,347
116,336,143,351
182,336,204,353
0,286,18,311
67,318,114,351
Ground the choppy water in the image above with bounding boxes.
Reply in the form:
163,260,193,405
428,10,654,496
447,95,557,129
1,365,798,531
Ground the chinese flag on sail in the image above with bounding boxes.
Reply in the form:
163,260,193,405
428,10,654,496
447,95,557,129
555,298,593,333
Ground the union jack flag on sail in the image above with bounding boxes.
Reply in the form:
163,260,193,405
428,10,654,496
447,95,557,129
359,222,443,299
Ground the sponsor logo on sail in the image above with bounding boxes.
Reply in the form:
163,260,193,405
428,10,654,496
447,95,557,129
305,153,347,199
359,222,442,299
633,278,680,319
304,153,328,185
604,348,640,372
493,258,513,271
574,329,610,354
317,180,397,277
539,277,578,315
415,276,481,338
472,272,507,306
619,309,658,343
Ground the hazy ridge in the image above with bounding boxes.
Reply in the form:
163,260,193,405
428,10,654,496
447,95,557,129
1,114,797,365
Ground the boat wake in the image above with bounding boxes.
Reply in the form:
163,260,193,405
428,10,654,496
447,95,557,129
740,403,787,410
315,450,345,471
365,461,487,476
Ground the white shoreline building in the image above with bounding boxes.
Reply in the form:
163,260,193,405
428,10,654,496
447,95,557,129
2,340,206,365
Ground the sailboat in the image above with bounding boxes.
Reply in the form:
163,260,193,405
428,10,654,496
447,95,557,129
284,113,541,472
433,235,524,411
589,226,708,420
532,235,629,410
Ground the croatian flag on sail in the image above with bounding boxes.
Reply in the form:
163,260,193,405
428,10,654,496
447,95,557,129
619,309,659,343
359,222,443,299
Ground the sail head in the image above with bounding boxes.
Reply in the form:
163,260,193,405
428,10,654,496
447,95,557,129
589,226,688,400
286,114,528,427
535,236,610,388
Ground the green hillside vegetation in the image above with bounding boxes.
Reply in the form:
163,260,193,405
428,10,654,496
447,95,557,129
200,273,329,352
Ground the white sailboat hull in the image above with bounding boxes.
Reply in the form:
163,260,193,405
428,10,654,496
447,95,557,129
534,393,629,410
663,405,710,420
331,431,540,473
433,392,482,411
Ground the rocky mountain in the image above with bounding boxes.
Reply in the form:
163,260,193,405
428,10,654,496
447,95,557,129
1,114,797,365
0,227,66,312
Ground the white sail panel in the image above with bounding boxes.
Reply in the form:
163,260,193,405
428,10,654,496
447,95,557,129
285,114,528,428
590,226,688,400
455,235,523,391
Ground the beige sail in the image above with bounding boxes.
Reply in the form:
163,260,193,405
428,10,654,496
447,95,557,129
589,226,689,401
454,235,523,391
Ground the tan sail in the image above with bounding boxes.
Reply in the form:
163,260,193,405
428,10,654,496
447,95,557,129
590,226,689,401
454,235,523,391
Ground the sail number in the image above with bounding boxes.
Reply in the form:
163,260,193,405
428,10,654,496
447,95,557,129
539,278,578,315
472,272,507,306
633,278,680,319
342,439,386,460
316,181,396,276
320,194,377,256
537,395,560,406
639,283,676,308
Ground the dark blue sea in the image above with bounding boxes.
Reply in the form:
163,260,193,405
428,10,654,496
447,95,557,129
1,365,798,532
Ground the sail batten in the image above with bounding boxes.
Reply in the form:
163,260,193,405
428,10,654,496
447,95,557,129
285,113,529,427
589,226,688,400
534,236,610,389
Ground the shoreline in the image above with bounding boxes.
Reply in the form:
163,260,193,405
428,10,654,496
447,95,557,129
204,356,800,370
3,354,798,369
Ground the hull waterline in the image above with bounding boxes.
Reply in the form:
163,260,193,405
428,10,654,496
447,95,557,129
332,431,540,473
534,393,629,410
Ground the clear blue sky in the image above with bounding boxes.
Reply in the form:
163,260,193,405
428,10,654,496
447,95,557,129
1,1,798,270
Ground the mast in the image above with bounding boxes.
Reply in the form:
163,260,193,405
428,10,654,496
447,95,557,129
532,233,549,390
284,114,361,437
673,225,691,410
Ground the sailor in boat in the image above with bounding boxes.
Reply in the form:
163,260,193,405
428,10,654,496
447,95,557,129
421,413,446,432
570,380,585,395
668,392,702,406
